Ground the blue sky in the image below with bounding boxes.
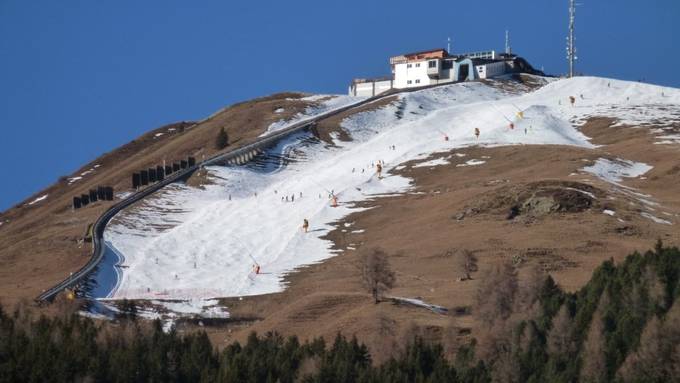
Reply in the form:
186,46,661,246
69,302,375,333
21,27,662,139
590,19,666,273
1,0,678,211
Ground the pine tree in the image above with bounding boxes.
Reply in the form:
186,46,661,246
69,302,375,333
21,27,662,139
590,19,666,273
215,127,229,150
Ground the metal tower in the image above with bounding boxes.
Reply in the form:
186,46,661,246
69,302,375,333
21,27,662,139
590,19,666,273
505,30,511,55
566,0,577,77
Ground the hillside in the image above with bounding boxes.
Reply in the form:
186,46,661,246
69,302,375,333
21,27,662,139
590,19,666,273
73,75,680,356
1,74,680,363
0,92,359,305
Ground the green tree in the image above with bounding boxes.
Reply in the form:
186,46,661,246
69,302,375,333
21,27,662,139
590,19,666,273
215,127,229,150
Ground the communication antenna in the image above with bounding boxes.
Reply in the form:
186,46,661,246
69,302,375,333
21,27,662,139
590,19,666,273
447,37,451,54
566,0,580,77
505,30,511,55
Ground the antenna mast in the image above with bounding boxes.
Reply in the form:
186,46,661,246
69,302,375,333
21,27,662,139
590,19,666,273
505,30,511,54
447,37,451,54
567,0,577,77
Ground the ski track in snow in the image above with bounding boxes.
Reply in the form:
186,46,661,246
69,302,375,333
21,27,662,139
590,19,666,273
104,76,680,301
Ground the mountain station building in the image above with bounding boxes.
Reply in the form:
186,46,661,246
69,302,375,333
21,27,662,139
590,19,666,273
349,48,539,97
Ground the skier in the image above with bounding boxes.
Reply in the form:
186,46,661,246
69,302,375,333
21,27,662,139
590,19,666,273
302,218,309,233
569,96,576,106
509,122,514,130
330,195,338,207
376,162,383,179
474,128,480,139
444,134,449,141
252,264,260,275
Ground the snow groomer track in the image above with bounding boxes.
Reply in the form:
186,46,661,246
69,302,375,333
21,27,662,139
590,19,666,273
36,83,451,302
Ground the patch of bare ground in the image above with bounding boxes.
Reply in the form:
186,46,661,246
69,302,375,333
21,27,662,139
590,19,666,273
205,135,679,357
0,92,315,306
185,167,215,189
482,74,551,94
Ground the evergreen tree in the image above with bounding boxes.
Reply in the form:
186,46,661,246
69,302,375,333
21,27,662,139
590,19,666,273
215,127,229,150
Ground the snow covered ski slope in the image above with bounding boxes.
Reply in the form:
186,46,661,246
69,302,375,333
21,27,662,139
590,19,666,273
101,76,680,300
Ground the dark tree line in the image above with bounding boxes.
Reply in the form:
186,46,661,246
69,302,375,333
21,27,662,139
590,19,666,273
1,242,679,382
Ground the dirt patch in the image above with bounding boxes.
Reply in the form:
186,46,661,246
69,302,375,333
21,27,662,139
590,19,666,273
185,168,214,189
455,180,602,221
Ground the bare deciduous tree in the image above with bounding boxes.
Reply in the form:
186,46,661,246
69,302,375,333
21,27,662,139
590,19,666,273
580,293,609,383
362,249,396,304
475,261,518,326
456,249,478,281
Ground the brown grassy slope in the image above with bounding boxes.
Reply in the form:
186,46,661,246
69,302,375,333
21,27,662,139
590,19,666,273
206,117,680,360
0,92,316,305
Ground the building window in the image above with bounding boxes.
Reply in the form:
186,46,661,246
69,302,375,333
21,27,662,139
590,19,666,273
415,79,420,84
442,61,453,70
407,64,412,68
428,60,437,68
407,80,412,84
415,63,421,67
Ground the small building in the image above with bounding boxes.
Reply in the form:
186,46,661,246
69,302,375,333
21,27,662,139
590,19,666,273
348,47,541,96
348,77,394,98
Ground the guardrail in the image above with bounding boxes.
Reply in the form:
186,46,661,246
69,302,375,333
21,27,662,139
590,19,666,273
35,81,460,302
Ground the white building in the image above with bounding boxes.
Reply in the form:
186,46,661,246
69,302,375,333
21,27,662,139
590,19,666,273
349,48,535,97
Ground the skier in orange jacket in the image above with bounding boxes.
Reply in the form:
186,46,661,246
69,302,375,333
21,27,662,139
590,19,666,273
302,218,309,233
376,162,383,179
474,128,480,139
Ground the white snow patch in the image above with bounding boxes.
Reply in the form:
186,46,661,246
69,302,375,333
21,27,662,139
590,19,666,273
116,191,133,200
151,299,230,319
264,94,366,135
28,194,48,205
603,209,616,216
641,212,672,225
456,159,486,167
275,108,285,113
413,157,450,168
582,158,652,185
351,229,365,234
